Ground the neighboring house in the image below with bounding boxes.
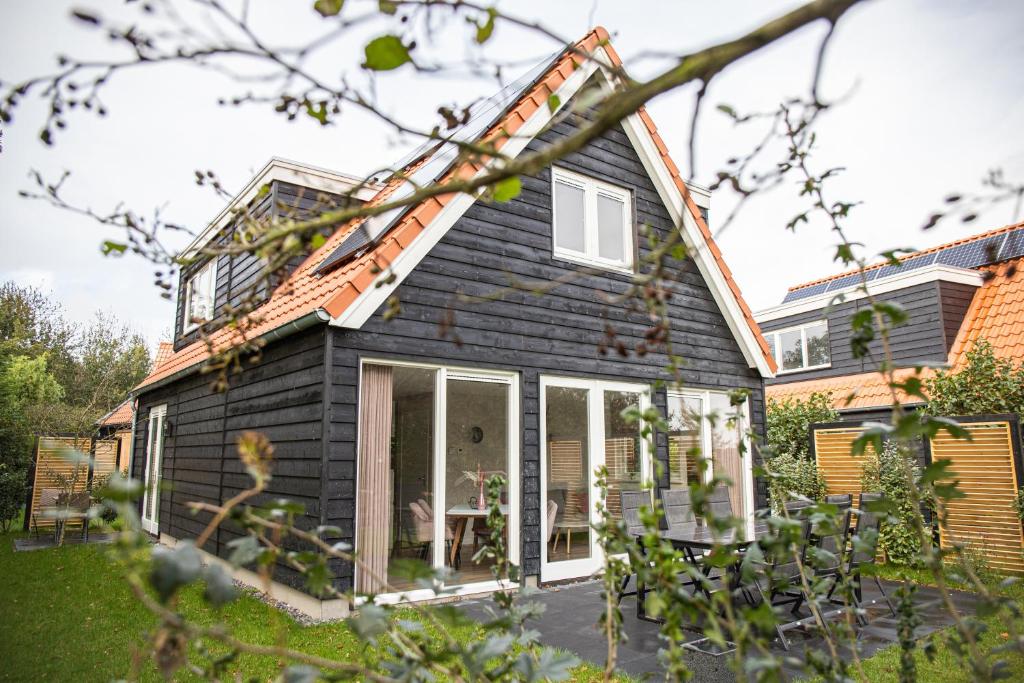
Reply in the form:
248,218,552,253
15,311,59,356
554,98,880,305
96,398,135,475
756,222,1024,422
129,28,776,616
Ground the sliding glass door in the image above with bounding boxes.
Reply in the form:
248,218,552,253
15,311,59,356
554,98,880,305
356,361,518,600
666,390,753,534
540,377,650,582
140,404,166,535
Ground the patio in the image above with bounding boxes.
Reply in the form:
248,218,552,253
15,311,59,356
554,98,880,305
458,577,980,680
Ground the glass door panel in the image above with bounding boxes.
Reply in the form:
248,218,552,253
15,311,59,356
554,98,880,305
709,392,749,519
386,366,436,592
444,378,509,586
544,386,592,565
667,395,704,488
603,390,642,519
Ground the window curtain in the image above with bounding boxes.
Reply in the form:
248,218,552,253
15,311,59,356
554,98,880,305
709,393,747,517
355,364,394,594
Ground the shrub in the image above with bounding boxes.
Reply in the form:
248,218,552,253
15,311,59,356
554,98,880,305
766,391,839,461
765,452,828,513
861,441,927,565
0,464,26,532
925,339,1024,417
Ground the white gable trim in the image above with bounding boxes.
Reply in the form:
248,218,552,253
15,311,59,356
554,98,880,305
328,47,773,377
182,157,380,260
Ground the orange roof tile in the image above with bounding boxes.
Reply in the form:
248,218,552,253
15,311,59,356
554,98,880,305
154,341,173,369
98,398,134,426
765,367,933,411
135,27,774,391
948,257,1024,366
788,221,1024,294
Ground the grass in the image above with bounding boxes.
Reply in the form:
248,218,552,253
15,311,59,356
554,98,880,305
843,563,1024,682
0,521,611,682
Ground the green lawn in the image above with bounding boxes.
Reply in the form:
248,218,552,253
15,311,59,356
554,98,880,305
3,522,1023,682
0,524,609,682
845,565,1024,682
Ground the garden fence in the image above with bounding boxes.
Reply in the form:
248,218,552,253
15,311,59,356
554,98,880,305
809,414,1024,575
22,435,120,531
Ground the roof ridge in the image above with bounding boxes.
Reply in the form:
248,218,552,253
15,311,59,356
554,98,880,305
788,220,1024,293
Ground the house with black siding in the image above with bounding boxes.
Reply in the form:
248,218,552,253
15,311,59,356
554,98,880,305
756,222,1024,423
129,28,778,617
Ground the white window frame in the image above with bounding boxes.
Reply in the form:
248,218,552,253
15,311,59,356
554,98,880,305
183,260,217,333
354,358,520,605
141,404,167,535
765,320,831,374
539,375,652,583
551,166,634,273
667,389,755,538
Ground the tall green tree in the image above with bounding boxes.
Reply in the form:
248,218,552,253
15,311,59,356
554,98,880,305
925,340,1024,417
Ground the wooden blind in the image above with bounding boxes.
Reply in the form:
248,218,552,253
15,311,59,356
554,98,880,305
549,440,583,485
813,426,873,497
932,421,1024,575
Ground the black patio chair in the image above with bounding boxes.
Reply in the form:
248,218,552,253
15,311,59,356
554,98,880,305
616,489,652,605
825,493,853,511
790,504,852,617
843,492,897,624
746,515,813,651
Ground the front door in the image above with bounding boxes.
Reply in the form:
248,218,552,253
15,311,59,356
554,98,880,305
141,404,167,535
540,376,650,582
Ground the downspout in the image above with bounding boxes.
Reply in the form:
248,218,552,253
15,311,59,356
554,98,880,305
132,308,331,396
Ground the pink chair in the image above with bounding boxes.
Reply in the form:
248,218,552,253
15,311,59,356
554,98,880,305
546,500,559,543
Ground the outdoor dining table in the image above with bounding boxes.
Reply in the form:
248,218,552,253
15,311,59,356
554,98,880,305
632,523,769,623
445,503,509,566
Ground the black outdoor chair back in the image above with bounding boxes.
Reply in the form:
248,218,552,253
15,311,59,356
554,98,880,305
660,488,697,532
619,490,650,537
783,499,813,516
850,492,884,565
825,493,853,510
808,508,852,574
706,486,733,519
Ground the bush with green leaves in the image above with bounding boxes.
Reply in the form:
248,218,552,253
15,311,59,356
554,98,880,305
766,391,839,460
764,451,829,512
861,441,927,565
925,339,1024,417
0,464,25,532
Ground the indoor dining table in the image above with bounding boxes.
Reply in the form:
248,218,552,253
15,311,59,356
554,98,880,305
446,503,509,567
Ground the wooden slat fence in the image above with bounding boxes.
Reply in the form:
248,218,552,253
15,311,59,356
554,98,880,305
811,426,875,497
27,436,118,530
931,420,1024,575
810,415,1024,575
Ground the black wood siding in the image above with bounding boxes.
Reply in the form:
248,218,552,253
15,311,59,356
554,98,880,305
763,281,955,385
133,325,328,590
938,280,978,352
174,180,352,351
328,101,767,587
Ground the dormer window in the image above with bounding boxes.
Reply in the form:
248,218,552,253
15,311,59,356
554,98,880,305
551,167,633,272
183,260,216,332
765,320,830,373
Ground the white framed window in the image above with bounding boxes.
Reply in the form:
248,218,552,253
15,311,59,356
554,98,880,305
183,260,217,332
551,166,633,272
765,320,830,373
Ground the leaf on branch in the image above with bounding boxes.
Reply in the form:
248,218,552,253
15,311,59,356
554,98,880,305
304,100,329,126
716,103,737,120
71,9,101,25
492,176,521,202
101,240,128,256
362,35,412,71
203,563,238,606
474,8,497,44
313,0,344,17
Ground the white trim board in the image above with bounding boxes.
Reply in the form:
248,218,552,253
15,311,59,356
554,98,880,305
755,264,984,324
327,47,772,377
181,157,380,260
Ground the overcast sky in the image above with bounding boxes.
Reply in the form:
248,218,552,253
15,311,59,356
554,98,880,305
1,0,1022,354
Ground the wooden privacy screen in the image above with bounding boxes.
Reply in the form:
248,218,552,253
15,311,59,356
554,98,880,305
931,421,1024,576
811,426,876,497
28,436,118,529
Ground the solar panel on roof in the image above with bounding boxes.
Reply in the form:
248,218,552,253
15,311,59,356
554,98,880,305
782,281,829,303
874,251,937,279
316,49,564,274
936,235,1003,269
998,227,1024,261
